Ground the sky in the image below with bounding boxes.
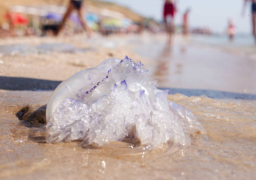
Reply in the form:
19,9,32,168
101,0,252,34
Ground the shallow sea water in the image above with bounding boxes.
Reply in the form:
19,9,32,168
1,90,256,180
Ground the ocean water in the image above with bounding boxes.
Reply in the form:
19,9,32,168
192,34,255,48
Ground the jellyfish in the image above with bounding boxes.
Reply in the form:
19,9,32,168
46,56,203,150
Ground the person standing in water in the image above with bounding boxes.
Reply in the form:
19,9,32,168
163,0,177,42
227,19,236,41
180,8,190,53
56,0,92,36
182,8,190,36
243,0,256,42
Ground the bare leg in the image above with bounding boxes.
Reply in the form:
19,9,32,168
164,19,168,33
77,8,92,37
183,23,188,36
253,13,256,43
168,20,175,45
56,3,74,36
7,12,15,36
164,18,172,45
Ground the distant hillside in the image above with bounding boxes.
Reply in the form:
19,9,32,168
86,0,143,22
0,0,144,24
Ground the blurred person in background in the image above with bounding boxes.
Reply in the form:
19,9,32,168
181,8,190,53
243,0,256,42
182,8,190,36
137,21,144,34
5,11,16,36
163,0,177,43
227,19,236,41
56,0,92,36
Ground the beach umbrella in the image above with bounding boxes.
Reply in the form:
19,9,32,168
70,14,81,25
70,13,99,23
86,13,99,22
88,22,98,30
103,18,122,27
45,13,62,21
6,13,28,25
13,14,28,25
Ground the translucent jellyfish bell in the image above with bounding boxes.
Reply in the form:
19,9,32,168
46,56,203,150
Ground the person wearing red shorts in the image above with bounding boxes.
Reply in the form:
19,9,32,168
182,8,190,36
227,19,236,41
163,0,177,35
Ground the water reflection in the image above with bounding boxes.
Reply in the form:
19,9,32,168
153,41,173,85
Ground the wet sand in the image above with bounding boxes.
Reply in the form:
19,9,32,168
1,34,256,180
1,91,256,180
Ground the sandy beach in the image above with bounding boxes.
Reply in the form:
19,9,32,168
1,34,256,180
